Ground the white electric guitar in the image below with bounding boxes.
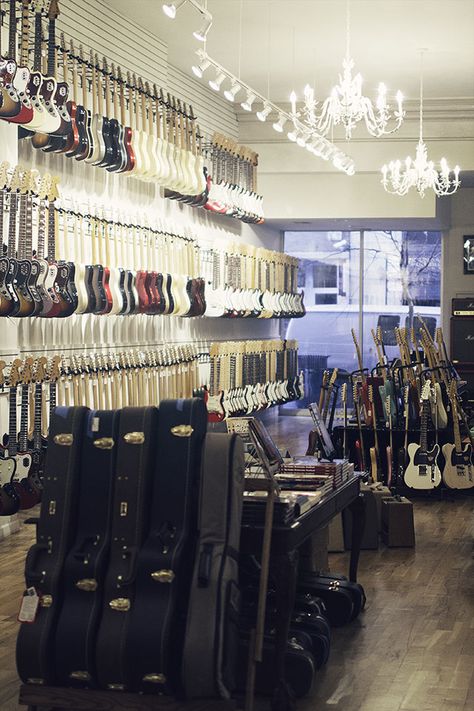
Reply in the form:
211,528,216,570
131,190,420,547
403,381,441,489
441,380,474,489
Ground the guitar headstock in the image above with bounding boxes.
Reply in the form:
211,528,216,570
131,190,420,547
0,161,10,191
9,165,22,193
60,30,67,54
37,172,51,201
448,378,457,406
386,395,391,424
341,382,347,404
48,0,60,20
9,359,23,388
368,383,374,403
48,355,62,383
0,360,6,388
421,380,431,401
48,175,60,202
22,356,35,385
34,356,48,383
328,368,338,387
352,383,359,404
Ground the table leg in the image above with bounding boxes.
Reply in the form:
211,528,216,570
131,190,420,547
348,493,365,583
270,549,298,711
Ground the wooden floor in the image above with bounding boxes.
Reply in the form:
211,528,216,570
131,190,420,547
1,415,474,711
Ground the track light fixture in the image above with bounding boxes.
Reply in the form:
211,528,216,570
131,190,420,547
162,0,212,43
189,48,356,175
192,54,211,78
256,103,272,122
193,15,212,42
272,114,287,133
224,81,242,102
209,71,226,92
162,1,187,19
241,91,256,112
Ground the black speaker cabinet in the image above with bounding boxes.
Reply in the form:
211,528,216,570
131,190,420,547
452,297,474,316
450,317,474,365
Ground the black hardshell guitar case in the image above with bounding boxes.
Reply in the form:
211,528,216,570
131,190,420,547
125,398,207,695
54,409,121,687
16,406,89,685
181,432,245,699
95,407,159,691
297,571,366,626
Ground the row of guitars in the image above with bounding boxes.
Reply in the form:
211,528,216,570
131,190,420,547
202,339,303,421
0,0,264,222
0,345,202,515
0,166,303,318
346,324,473,491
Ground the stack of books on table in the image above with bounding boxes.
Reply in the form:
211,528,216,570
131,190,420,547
279,458,353,489
242,489,324,526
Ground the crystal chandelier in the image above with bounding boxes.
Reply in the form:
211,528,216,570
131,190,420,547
290,1,405,140
381,53,460,198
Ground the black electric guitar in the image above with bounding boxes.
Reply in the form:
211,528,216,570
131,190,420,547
11,358,41,509
0,162,19,316
28,356,48,492
14,170,36,317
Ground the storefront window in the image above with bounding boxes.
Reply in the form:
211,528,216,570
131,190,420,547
282,230,441,412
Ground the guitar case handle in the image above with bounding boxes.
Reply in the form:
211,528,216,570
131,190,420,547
25,542,49,583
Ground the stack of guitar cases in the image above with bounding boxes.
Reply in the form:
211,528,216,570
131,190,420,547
16,400,245,700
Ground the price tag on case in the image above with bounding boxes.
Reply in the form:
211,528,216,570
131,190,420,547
18,587,40,623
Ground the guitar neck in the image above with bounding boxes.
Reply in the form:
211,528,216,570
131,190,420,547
8,385,18,455
7,191,18,259
18,384,29,451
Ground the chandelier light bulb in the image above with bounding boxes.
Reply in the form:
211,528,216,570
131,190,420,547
272,114,287,132
256,103,272,122
224,82,242,102
290,91,297,115
241,91,256,111
192,57,210,78
193,16,212,42
162,0,187,18
209,71,226,92
296,132,307,147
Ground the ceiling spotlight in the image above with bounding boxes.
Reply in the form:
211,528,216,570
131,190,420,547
241,91,256,111
272,114,287,132
192,56,211,78
162,0,187,19
296,131,308,147
193,15,212,42
256,103,272,122
209,71,226,92
224,81,242,102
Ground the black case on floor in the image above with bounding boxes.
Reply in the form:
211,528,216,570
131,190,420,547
95,407,159,691
16,406,89,686
237,632,316,698
54,409,121,687
297,571,366,626
125,398,207,695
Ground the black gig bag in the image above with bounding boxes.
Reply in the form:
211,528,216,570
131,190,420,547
54,409,120,687
95,407,159,691
125,398,207,695
16,406,89,686
181,432,245,699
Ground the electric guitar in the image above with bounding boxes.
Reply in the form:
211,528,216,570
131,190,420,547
403,381,441,490
441,380,474,489
368,384,382,484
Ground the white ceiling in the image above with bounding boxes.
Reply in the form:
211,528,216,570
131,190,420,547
107,0,474,103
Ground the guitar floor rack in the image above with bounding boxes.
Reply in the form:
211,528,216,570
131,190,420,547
19,684,237,711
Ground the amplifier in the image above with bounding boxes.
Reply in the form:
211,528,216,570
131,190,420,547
452,297,474,316
450,317,474,364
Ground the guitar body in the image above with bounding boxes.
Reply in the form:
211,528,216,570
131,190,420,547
26,260,43,316
61,101,79,154
9,66,34,124
0,257,18,316
91,264,107,314
84,264,96,313
0,454,16,488
204,390,225,422
89,113,106,164
99,266,113,314
36,259,56,316
105,118,122,172
441,443,474,490
36,77,61,134
54,263,75,317
67,103,88,158
0,59,21,118
123,125,136,172
109,266,124,315
135,270,150,313
64,261,78,315
403,442,441,490
14,260,35,317
120,270,134,314
74,262,89,314
26,72,49,131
